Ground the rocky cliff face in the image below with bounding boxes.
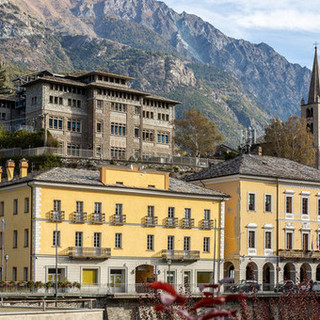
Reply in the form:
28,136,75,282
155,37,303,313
0,0,312,146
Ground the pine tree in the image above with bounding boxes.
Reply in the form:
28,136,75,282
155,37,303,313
0,62,12,95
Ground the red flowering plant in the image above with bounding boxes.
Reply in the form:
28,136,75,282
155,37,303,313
148,278,247,320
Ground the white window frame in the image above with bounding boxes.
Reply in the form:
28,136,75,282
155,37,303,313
285,195,294,219
264,194,273,213
301,196,310,220
247,223,257,255
302,231,310,251
203,237,210,253
81,267,100,286
248,192,256,211
285,230,294,250
263,226,273,256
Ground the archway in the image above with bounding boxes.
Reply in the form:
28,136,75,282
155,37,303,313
263,263,274,291
224,262,235,279
246,262,258,281
135,265,155,293
316,265,320,281
283,263,296,282
300,263,311,283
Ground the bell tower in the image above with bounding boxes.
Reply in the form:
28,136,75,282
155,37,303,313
301,45,320,168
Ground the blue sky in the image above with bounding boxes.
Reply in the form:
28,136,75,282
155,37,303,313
163,0,320,69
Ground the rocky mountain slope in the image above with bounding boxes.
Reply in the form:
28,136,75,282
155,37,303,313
0,0,312,146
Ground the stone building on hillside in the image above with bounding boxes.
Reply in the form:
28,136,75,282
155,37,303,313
9,70,179,161
0,95,16,131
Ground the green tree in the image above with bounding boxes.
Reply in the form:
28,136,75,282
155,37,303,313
174,109,223,157
0,62,12,95
263,115,315,166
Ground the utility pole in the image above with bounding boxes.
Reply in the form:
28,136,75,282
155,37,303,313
213,219,217,284
55,215,58,304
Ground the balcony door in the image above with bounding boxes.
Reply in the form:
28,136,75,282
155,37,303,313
302,233,309,252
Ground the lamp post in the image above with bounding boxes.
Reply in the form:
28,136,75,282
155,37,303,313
55,213,58,303
212,218,217,284
4,254,8,281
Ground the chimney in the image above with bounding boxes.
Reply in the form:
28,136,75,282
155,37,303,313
6,159,15,181
0,167,2,183
19,158,29,178
100,167,106,184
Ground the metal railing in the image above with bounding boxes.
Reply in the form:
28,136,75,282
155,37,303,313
181,218,194,229
111,214,126,225
69,247,111,259
161,250,200,261
72,212,87,223
91,213,105,224
144,216,158,227
278,249,320,259
200,219,213,230
49,210,65,222
165,217,178,228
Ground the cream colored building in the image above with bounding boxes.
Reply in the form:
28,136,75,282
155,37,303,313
187,154,320,291
0,160,228,294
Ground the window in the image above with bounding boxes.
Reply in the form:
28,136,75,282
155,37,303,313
75,232,83,247
157,132,169,144
67,119,81,132
318,199,320,216
111,147,126,159
49,117,63,130
168,207,175,218
111,122,126,136
94,202,102,214
13,199,18,215
302,197,309,215
111,102,127,112
48,268,63,282
97,121,102,133
302,233,309,251
167,271,175,285
115,204,122,215
76,201,83,213
286,231,293,250
59,97,63,105
167,236,174,250
97,100,103,108
24,198,29,213
13,230,17,248
203,237,210,252
142,129,154,141
68,98,71,106
82,269,98,285
265,231,272,249
147,235,154,251
147,206,154,217
248,231,255,248
115,233,122,248
135,106,140,115
53,200,61,212
248,193,256,211
184,237,190,251
53,231,60,247
23,267,28,281
204,209,210,220
0,232,2,249
134,127,140,138
94,233,101,248
265,194,272,212
184,208,191,219
286,196,293,213
0,202,4,216
12,267,17,281
24,229,29,247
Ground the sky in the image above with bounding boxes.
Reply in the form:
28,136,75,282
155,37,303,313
163,0,320,69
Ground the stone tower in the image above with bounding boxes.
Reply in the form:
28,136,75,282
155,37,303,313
301,46,320,168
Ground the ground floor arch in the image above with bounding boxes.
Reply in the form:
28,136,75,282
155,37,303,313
262,263,274,291
283,263,296,282
246,262,258,281
224,261,235,280
300,263,311,283
135,264,156,293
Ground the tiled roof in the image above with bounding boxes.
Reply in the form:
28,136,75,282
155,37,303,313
0,167,228,198
186,154,320,182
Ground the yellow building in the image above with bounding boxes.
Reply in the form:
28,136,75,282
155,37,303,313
187,154,320,291
0,160,228,294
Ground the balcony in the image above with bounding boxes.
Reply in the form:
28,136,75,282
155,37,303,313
72,212,87,223
278,249,320,260
181,218,194,229
49,211,65,222
111,214,126,225
69,247,111,259
161,250,200,261
165,217,178,228
200,219,213,230
144,216,158,227
91,213,105,224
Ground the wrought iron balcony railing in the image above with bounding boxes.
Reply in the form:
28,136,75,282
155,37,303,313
49,210,65,222
278,249,320,259
144,216,158,227
72,212,87,223
111,214,126,225
165,217,178,228
91,213,105,224
161,250,200,261
200,219,213,230
69,247,111,259
181,218,194,229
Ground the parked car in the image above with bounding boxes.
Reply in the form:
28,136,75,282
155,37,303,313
274,280,297,293
311,281,320,292
230,280,260,293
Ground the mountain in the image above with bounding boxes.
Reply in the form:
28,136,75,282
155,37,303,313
0,0,312,147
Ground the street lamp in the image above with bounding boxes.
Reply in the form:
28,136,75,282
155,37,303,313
4,254,8,281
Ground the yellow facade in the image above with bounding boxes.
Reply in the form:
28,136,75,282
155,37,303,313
0,166,228,294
